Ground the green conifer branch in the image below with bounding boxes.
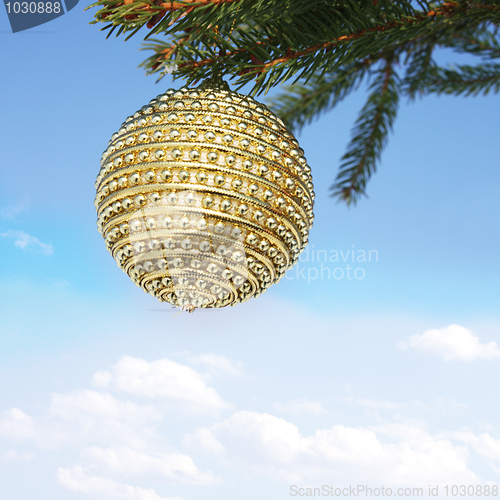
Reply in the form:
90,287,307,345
266,57,374,132
136,3,500,96
425,62,500,95
330,58,400,205
402,41,436,99
87,0,500,204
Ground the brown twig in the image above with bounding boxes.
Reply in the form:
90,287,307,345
168,2,489,73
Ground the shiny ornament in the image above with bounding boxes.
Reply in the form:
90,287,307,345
95,84,314,309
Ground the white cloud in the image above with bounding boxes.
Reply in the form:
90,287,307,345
1,230,54,255
189,411,477,485
0,449,34,461
343,396,467,415
0,391,215,495
82,446,219,485
350,397,402,410
184,427,226,457
187,353,245,378
273,398,327,415
49,390,161,425
398,324,500,361
57,466,182,500
0,198,29,219
453,431,500,462
93,370,113,387
0,408,35,440
1,347,496,497
189,411,306,481
52,278,70,287
93,356,232,414
41,390,163,449
0,392,162,450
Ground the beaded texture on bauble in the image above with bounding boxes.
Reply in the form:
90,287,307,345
95,85,314,309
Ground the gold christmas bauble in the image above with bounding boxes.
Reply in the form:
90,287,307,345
95,84,314,309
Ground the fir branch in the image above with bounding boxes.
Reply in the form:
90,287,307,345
448,28,500,58
88,0,500,204
140,1,500,95
403,41,436,98
331,58,400,205
424,62,500,95
266,57,373,132
89,0,412,37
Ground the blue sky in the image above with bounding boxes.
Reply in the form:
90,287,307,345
1,5,500,500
